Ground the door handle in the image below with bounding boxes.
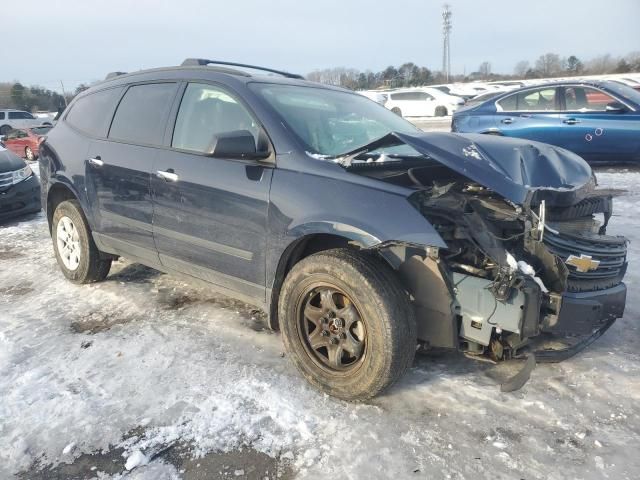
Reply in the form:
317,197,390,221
156,170,179,182
88,156,104,167
501,118,513,124
563,118,581,125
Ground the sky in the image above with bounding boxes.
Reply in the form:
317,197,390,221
2,0,639,92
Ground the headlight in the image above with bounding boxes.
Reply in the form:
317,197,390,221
12,165,33,184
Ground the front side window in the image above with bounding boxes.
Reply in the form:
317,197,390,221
109,83,177,145
564,87,616,112
497,88,557,112
250,83,419,157
66,88,123,137
0,112,4,120
172,83,260,153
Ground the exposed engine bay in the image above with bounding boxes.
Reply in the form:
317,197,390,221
340,132,628,371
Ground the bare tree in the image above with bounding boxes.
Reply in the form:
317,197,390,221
478,61,491,79
513,60,530,78
535,53,563,77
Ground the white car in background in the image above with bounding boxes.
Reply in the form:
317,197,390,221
0,109,51,135
384,87,464,117
357,90,389,104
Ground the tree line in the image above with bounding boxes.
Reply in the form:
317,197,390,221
308,51,640,90
0,82,75,112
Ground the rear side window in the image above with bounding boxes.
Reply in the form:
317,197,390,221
109,83,177,146
66,88,123,137
0,112,4,120
497,88,557,112
9,111,34,119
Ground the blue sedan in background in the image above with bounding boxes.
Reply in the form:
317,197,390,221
452,80,640,164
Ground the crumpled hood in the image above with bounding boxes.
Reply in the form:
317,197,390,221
0,145,26,173
394,132,595,207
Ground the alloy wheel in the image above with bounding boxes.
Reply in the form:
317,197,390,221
56,216,81,271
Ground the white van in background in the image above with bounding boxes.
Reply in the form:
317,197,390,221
384,87,464,117
0,109,51,135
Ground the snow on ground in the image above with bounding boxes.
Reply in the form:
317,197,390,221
1,170,639,479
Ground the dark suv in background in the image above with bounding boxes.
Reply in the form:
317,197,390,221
39,59,627,400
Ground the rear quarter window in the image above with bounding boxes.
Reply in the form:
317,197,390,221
66,88,123,137
108,83,177,146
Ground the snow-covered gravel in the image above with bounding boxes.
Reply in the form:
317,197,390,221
1,169,639,479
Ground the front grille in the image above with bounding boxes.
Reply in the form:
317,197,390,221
0,171,12,190
544,229,627,292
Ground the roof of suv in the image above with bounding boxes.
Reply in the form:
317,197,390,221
92,58,348,94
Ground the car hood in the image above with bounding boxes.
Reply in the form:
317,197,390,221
343,132,595,207
0,145,26,173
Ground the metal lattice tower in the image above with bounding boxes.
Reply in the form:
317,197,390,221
442,4,452,82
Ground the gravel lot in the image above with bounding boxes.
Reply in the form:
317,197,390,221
1,162,638,479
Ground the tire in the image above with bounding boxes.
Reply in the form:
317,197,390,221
0,125,11,135
52,200,111,284
279,248,416,401
25,146,35,161
435,106,448,117
391,107,402,117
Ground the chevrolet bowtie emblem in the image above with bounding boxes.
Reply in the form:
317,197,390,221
566,254,600,273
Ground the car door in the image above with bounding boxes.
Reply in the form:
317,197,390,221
558,85,640,163
151,82,272,303
494,87,564,144
85,83,179,265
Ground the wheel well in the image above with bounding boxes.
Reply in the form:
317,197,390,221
268,234,357,330
47,184,78,232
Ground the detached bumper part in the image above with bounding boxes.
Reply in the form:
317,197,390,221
532,283,626,362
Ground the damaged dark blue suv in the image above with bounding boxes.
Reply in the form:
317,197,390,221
39,59,627,400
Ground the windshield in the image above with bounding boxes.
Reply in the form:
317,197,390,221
31,126,52,135
604,81,640,106
250,83,420,157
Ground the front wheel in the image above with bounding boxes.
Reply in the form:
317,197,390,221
279,248,416,401
435,106,448,117
25,146,35,161
52,200,111,284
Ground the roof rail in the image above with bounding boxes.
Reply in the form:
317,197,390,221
105,71,127,80
180,58,304,79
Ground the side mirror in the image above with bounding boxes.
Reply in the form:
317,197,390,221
207,130,270,160
605,101,628,113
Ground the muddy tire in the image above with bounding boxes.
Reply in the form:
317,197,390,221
279,248,416,401
391,107,402,117
52,200,111,284
435,106,448,117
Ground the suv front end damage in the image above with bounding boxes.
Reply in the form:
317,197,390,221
345,132,628,364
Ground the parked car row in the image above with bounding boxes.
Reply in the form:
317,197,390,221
452,80,640,164
0,126,51,160
359,87,465,118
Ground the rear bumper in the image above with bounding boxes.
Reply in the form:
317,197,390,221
0,174,41,221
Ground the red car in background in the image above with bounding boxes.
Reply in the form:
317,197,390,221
1,126,51,161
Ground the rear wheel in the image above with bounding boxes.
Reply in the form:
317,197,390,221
52,200,111,284
435,106,448,117
25,146,34,161
0,125,11,135
279,248,416,400
391,107,402,117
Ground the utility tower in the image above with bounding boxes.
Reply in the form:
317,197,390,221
442,4,452,82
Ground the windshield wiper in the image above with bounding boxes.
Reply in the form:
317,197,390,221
334,132,405,167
